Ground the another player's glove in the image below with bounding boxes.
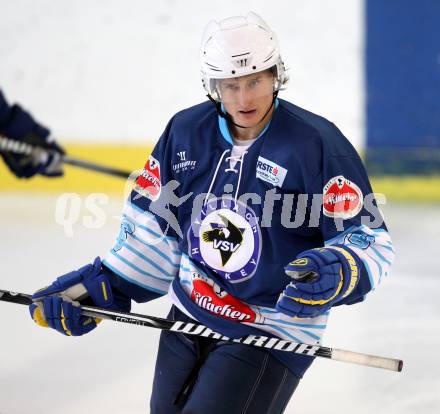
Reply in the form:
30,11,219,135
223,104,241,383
29,257,131,336
1,132,65,178
0,91,64,178
276,246,360,318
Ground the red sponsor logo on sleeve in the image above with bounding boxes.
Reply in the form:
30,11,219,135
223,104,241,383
323,175,363,219
135,155,161,200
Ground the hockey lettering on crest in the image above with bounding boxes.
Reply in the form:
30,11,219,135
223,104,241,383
134,155,161,201
323,175,363,219
188,197,261,283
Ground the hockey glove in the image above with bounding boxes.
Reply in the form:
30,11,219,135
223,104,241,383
276,246,360,318
29,257,130,336
0,92,64,178
1,132,64,178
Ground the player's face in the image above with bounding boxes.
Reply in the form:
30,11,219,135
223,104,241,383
217,71,274,128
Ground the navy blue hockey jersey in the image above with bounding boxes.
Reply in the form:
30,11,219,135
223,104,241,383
104,99,394,377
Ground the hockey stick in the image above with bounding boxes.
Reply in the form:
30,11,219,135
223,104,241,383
0,289,403,372
0,135,131,179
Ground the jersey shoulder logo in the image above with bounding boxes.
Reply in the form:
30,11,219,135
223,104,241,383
188,197,261,283
344,232,375,249
113,216,135,252
134,155,161,200
173,149,197,173
323,175,363,219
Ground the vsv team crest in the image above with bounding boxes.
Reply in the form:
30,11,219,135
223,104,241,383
188,197,261,283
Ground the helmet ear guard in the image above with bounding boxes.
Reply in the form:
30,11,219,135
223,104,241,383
271,61,289,93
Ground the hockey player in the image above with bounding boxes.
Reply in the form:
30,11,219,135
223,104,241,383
28,12,395,413
0,89,64,178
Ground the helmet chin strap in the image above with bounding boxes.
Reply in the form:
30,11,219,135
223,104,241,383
207,91,279,129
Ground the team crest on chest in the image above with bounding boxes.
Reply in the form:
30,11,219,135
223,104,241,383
188,197,261,283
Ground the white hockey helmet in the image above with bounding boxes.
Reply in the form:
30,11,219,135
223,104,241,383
200,11,288,101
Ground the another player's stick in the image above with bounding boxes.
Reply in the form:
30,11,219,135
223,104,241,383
0,135,131,179
0,289,403,372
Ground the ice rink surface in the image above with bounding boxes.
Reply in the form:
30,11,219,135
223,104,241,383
0,193,439,413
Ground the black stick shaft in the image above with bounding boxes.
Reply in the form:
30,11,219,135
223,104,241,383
0,289,403,372
0,135,132,179
62,156,131,178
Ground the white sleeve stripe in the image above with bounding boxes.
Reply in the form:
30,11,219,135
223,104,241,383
129,233,180,269
381,244,396,253
263,316,327,330
181,253,211,278
349,245,381,285
370,245,393,266
126,201,177,247
353,243,394,265
124,203,157,228
127,200,157,222
103,256,171,294
127,216,180,252
122,242,175,278
102,259,168,295
265,325,305,343
110,250,173,282
125,213,171,244
116,237,177,278
300,329,321,341
249,324,322,344
324,225,394,290
129,227,180,258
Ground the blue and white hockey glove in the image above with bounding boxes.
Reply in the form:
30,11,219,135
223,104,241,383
29,257,130,336
276,246,360,318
